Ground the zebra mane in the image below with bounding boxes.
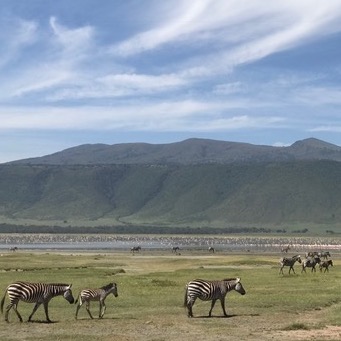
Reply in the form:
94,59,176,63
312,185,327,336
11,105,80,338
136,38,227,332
100,282,115,291
222,278,239,282
47,283,70,287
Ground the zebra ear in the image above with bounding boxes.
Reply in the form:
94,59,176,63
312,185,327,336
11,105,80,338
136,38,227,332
236,278,240,282
68,284,72,289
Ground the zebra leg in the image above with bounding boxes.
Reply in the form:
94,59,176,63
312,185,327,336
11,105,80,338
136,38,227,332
42,301,52,323
279,266,283,275
186,298,195,318
99,301,106,318
219,298,228,317
75,300,83,319
85,301,94,319
28,302,43,322
6,303,23,323
208,299,217,317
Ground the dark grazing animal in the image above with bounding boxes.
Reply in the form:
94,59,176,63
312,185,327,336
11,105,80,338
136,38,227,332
75,282,118,319
319,259,333,273
1,282,74,322
172,246,181,254
131,246,141,253
184,277,246,317
279,255,302,275
208,247,215,253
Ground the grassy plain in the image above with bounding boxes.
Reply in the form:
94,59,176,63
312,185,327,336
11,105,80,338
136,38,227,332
0,248,340,341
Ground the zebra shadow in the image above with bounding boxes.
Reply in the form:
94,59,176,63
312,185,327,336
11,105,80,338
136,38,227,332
193,313,260,319
28,320,58,324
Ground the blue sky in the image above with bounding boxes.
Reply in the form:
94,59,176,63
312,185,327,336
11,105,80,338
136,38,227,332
1,0,341,162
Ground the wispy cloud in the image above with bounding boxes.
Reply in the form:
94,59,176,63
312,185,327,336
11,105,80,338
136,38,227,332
0,0,341,162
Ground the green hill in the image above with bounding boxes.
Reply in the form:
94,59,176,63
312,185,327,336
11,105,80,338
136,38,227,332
1,161,341,233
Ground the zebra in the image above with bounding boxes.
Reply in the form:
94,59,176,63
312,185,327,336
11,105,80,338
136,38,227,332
319,251,331,260
1,281,74,323
184,277,246,317
305,251,319,258
75,282,118,319
131,246,141,253
208,247,215,253
9,247,18,252
279,255,302,275
319,259,333,273
172,246,181,255
301,256,321,273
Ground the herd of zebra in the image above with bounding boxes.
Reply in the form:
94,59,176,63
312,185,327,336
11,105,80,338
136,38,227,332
279,251,334,275
0,277,246,322
0,247,335,323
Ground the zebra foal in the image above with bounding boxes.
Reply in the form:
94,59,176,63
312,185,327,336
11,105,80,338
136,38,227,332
1,281,74,323
75,282,118,319
184,277,246,317
319,259,333,273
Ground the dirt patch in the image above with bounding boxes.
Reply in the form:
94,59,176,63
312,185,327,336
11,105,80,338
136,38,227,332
271,325,341,340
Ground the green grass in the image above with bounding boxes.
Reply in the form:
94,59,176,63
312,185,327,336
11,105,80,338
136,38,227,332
0,251,340,341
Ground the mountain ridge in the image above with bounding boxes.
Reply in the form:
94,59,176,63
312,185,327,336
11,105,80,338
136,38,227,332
7,137,341,165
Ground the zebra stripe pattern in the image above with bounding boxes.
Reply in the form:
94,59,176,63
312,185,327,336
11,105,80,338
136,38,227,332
184,277,246,317
75,282,118,319
1,281,74,323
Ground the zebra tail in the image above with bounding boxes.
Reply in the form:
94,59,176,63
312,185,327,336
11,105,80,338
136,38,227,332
183,285,188,307
0,288,7,314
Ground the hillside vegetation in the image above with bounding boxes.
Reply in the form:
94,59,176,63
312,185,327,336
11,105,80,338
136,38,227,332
1,160,341,232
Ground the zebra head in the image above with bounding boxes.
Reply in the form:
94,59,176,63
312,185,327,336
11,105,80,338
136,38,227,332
101,282,118,297
109,283,118,297
234,278,246,295
63,284,75,304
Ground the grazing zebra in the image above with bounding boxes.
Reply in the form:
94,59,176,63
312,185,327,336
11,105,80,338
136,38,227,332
131,246,141,253
172,246,181,254
279,255,302,275
301,256,321,273
319,259,333,273
1,281,74,323
75,282,118,319
208,247,215,253
184,277,246,317
9,247,18,252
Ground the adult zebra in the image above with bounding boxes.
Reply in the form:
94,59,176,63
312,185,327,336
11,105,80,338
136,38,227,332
279,255,302,275
75,282,118,319
319,259,333,273
184,277,246,317
208,247,215,253
301,256,321,273
1,281,74,323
